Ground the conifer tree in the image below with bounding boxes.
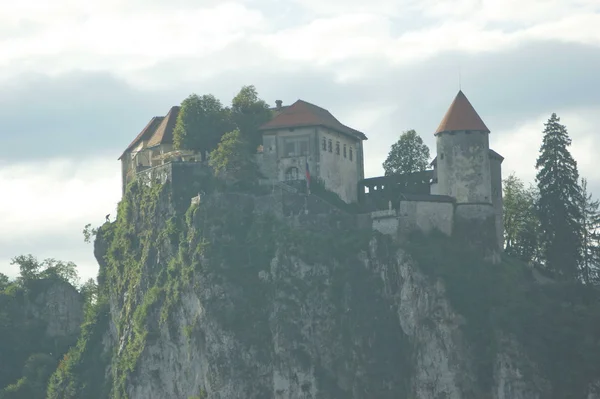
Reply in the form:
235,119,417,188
579,178,600,284
535,113,583,280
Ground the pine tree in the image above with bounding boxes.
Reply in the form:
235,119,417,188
535,113,583,280
579,178,600,284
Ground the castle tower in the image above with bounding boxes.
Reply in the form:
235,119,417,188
434,90,500,260
434,90,492,204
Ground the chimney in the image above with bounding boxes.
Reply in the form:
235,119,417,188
275,100,282,109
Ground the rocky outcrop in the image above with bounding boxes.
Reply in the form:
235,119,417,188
25,279,84,339
90,187,599,399
99,237,554,399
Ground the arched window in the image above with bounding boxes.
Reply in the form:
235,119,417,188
285,167,299,181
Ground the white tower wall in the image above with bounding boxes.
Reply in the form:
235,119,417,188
435,130,492,205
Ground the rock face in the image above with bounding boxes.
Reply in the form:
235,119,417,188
25,280,84,339
98,237,548,398
92,188,598,399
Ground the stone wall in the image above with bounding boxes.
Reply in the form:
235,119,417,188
136,161,214,212
436,130,493,204
371,209,399,236
317,127,362,203
454,203,499,262
490,153,504,251
369,196,455,239
258,126,363,204
398,198,454,238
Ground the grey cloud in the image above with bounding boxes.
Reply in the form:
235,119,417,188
141,39,600,154
1,40,598,164
0,71,188,161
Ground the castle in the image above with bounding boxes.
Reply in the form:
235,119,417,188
119,90,503,256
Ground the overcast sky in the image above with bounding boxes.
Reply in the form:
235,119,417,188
1,0,599,282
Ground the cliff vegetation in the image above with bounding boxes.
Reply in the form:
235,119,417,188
42,177,600,399
0,258,85,399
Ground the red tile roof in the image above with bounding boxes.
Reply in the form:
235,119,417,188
260,100,367,140
435,90,489,134
118,116,164,160
147,106,180,148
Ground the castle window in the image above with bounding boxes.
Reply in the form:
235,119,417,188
263,136,275,153
328,139,332,152
349,147,353,161
343,144,347,158
283,138,309,157
285,167,299,180
440,153,444,160
322,137,326,151
335,141,340,155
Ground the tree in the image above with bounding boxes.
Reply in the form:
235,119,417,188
0,274,9,291
173,94,233,155
11,255,42,282
579,178,600,284
10,255,79,287
79,278,98,307
209,129,261,187
230,85,272,151
503,173,541,264
82,224,99,244
535,113,583,280
382,129,430,176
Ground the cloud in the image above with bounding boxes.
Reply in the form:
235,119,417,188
0,157,120,281
0,71,189,161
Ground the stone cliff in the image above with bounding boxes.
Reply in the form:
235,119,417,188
24,279,84,340
0,277,84,398
47,180,600,399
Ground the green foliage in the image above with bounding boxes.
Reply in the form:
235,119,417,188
10,255,80,287
173,94,234,154
188,389,207,399
503,173,542,264
83,223,99,244
209,129,261,188
407,231,600,397
382,129,430,176
535,113,583,280
80,278,99,310
230,85,273,151
579,178,600,284
46,299,111,399
0,270,81,399
0,354,56,399
172,85,272,156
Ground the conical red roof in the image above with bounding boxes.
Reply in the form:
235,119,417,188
435,90,489,134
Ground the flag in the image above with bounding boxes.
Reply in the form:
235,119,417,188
305,160,311,193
